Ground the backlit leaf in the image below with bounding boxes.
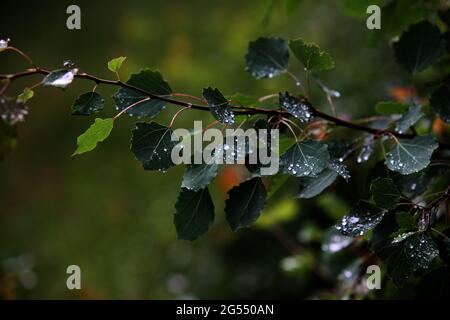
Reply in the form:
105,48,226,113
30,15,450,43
73,118,113,155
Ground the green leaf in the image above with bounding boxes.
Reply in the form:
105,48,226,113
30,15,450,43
288,38,334,72
335,201,386,237
279,92,313,122
130,121,176,171
280,140,330,177
174,188,215,240
430,85,450,123
370,177,401,210
385,135,438,175
0,97,28,125
395,105,423,134
73,118,113,155
16,87,34,104
113,69,172,118
202,87,235,124
71,92,104,116
378,232,439,287
42,69,77,88
375,101,409,115
225,177,267,231
297,169,338,199
181,162,219,192
395,212,415,230
393,21,445,74
245,37,289,79
107,56,126,73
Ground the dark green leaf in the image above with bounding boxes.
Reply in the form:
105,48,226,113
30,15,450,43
336,201,386,237
174,188,215,240
245,37,289,79
297,169,338,199
71,92,104,116
385,135,438,175
42,69,77,88
370,177,401,210
378,232,439,287
73,118,114,155
279,92,313,122
395,105,423,134
130,121,176,171
280,140,330,177
328,160,351,181
202,87,235,124
181,162,219,192
225,177,267,231
113,69,172,118
375,101,409,115
393,21,445,74
396,212,415,230
288,38,334,72
430,85,450,123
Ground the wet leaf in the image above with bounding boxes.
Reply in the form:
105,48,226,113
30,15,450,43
370,177,401,210
42,69,77,88
245,37,289,79
393,21,445,74
395,104,423,134
202,87,235,124
385,135,438,175
279,92,313,122
71,92,104,116
130,121,176,171
335,201,386,237
225,177,267,231
174,187,215,240
288,38,334,72
328,160,351,181
181,162,219,192
113,69,172,118
378,232,439,287
73,118,113,155
280,140,329,177
430,85,450,123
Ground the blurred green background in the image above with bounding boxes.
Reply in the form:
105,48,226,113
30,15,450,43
0,0,408,299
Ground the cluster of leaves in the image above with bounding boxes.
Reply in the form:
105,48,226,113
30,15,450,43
1,0,450,297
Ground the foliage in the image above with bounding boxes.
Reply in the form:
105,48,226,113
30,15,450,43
1,0,450,300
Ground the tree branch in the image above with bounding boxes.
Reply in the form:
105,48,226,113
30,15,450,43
1,65,450,149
